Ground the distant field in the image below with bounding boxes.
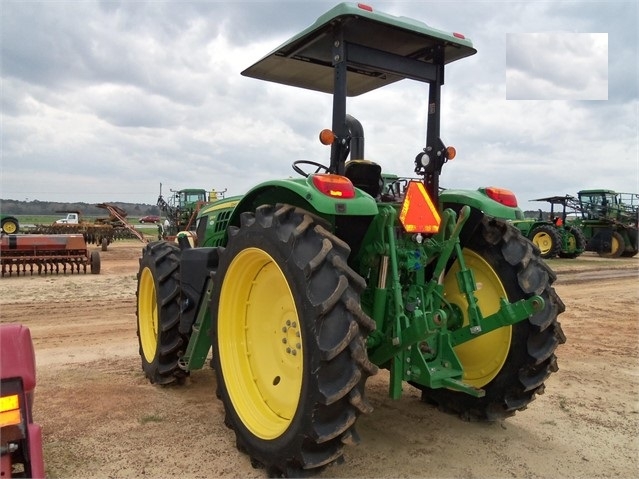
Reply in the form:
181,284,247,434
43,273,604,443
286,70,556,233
15,214,113,224
12,215,159,234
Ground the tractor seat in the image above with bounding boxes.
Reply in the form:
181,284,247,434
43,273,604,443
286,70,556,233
344,160,382,198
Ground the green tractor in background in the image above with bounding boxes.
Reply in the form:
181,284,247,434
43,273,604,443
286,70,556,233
513,195,586,259
156,185,226,238
566,189,638,258
136,3,565,476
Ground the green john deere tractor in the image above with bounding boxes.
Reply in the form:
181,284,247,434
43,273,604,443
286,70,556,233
156,185,211,237
567,189,639,258
513,195,586,259
136,3,566,476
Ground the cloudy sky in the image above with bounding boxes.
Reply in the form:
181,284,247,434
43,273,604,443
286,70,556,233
1,0,637,211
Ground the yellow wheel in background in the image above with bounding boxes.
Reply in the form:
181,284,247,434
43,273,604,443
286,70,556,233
598,231,625,258
530,224,561,259
1,218,18,234
532,231,553,255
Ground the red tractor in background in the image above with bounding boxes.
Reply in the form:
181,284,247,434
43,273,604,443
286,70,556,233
0,324,45,478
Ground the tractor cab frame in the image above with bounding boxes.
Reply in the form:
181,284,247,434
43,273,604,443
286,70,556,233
242,2,476,204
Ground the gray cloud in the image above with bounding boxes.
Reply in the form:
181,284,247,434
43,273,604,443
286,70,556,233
506,33,608,100
0,0,637,211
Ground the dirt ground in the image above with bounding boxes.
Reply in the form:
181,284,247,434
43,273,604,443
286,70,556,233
1,240,638,478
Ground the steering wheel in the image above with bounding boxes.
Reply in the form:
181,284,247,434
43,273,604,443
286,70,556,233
292,160,330,177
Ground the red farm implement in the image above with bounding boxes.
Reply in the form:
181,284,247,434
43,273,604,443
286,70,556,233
0,234,100,277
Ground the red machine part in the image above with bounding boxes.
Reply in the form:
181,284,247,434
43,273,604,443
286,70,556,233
0,234,100,276
0,324,45,478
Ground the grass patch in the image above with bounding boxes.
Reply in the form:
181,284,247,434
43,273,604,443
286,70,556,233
558,397,570,411
139,413,164,425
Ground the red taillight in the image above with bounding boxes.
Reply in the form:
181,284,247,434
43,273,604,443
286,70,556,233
453,32,466,40
312,174,355,199
485,187,518,207
357,3,373,12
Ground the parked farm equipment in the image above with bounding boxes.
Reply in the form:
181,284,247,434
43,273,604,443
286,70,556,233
30,211,114,249
0,234,100,276
0,324,45,478
565,189,638,257
28,203,145,250
156,184,226,238
457,191,586,259
512,195,586,259
136,3,565,476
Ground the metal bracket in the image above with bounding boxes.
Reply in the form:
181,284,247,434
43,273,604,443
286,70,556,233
179,278,214,371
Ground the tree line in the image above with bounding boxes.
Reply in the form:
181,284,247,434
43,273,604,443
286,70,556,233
1,197,543,219
0,199,160,217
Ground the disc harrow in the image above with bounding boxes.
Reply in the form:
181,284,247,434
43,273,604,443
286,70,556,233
29,224,115,247
0,234,100,277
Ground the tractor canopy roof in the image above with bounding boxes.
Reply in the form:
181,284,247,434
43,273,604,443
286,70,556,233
241,2,476,96
178,189,207,194
578,189,617,195
532,195,577,204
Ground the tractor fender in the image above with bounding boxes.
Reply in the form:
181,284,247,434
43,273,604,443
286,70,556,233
0,324,36,393
228,177,379,227
441,188,523,221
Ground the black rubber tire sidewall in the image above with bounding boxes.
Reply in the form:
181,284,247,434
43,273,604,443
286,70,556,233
417,216,564,420
136,241,187,384
210,204,376,475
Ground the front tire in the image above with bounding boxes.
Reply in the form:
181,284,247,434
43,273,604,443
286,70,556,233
211,204,377,476
90,251,101,274
136,241,187,385
418,215,566,421
559,226,586,258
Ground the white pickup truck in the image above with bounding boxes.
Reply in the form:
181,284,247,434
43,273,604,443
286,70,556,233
55,213,80,224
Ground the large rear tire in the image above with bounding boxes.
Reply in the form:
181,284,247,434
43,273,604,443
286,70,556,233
530,224,561,259
136,241,187,385
598,231,625,258
418,215,566,421
211,204,377,476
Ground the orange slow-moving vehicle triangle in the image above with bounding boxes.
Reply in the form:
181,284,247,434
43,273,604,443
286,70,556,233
399,181,441,233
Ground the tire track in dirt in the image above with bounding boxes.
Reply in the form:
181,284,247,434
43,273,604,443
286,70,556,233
1,242,637,478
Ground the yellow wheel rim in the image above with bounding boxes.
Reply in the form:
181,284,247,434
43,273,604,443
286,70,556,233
218,247,302,440
611,235,620,255
443,250,511,388
138,267,158,363
532,232,553,255
3,221,17,234
566,234,576,250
